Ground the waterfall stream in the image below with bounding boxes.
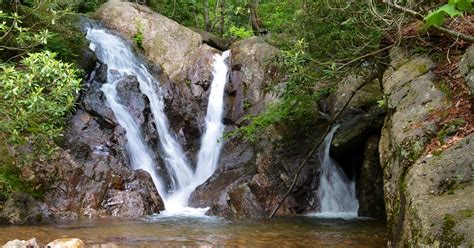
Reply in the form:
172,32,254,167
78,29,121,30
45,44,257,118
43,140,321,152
310,126,359,219
86,24,230,215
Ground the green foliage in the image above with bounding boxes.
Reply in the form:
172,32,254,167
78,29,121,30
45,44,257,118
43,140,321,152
0,51,81,146
0,10,51,56
226,26,253,39
134,21,145,49
425,0,472,27
1,1,88,68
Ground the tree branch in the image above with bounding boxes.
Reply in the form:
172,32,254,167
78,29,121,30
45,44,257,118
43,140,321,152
268,69,377,218
383,0,474,43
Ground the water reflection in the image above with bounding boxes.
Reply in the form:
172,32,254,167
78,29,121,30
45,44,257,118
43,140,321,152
0,216,386,247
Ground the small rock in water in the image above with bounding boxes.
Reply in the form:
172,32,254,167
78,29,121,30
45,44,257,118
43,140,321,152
46,238,84,248
2,238,39,248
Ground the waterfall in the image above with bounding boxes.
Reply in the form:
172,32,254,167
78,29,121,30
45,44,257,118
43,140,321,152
85,23,230,215
311,126,359,218
165,51,230,211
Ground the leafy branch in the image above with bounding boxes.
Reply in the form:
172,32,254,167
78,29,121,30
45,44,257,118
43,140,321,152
383,0,474,43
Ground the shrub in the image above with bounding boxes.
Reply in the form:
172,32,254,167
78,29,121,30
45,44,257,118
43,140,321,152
0,51,81,149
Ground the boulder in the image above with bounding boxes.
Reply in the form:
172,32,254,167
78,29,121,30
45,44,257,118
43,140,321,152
225,37,279,125
378,47,471,246
93,1,216,82
2,238,39,248
400,134,473,247
46,238,84,248
329,65,385,157
0,192,44,225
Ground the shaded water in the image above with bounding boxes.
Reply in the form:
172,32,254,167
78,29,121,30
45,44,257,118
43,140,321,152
315,126,359,218
0,217,386,247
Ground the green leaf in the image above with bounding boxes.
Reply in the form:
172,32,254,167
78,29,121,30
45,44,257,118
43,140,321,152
439,3,464,17
449,0,473,11
425,9,446,27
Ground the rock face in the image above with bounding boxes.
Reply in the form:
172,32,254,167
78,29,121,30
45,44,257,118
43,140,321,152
0,192,44,224
189,37,327,217
379,47,473,247
39,65,165,219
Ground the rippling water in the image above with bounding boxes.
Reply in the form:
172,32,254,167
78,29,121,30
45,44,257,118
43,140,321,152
0,216,386,247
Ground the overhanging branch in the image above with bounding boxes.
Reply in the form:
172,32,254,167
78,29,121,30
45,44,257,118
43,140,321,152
383,0,474,43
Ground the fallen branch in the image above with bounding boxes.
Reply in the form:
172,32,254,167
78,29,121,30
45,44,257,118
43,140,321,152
268,69,378,218
383,0,474,43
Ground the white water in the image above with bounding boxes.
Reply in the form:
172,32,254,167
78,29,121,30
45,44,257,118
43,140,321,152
309,126,359,219
86,24,230,216
165,51,230,212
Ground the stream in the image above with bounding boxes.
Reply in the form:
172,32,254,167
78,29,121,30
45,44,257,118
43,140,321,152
0,217,386,247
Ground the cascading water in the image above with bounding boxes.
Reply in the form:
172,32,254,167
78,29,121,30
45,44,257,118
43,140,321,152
85,22,230,215
165,51,230,211
311,126,359,219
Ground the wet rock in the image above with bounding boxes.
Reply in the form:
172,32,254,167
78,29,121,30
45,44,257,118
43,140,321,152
81,81,116,127
94,63,108,84
2,238,39,248
77,47,98,75
357,136,386,219
102,190,146,217
46,238,84,248
116,75,147,125
0,192,44,225
38,60,164,218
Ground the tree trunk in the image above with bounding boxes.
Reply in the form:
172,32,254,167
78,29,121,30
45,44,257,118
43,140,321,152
218,0,225,36
204,0,210,31
248,0,265,35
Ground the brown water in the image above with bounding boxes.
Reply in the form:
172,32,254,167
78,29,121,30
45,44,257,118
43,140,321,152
0,216,387,247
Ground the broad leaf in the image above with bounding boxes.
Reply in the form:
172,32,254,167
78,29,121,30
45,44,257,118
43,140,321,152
425,9,446,27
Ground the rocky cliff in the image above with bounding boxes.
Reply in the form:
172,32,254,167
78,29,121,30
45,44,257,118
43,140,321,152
379,47,473,247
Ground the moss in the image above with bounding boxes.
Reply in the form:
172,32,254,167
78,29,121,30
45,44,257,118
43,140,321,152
437,80,453,99
401,139,426,162
243,99,252,111
440,214,464,247
458,209,473,218
439,214,464,246
416,63,429,74
437,118,465,144
184,79,192,88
